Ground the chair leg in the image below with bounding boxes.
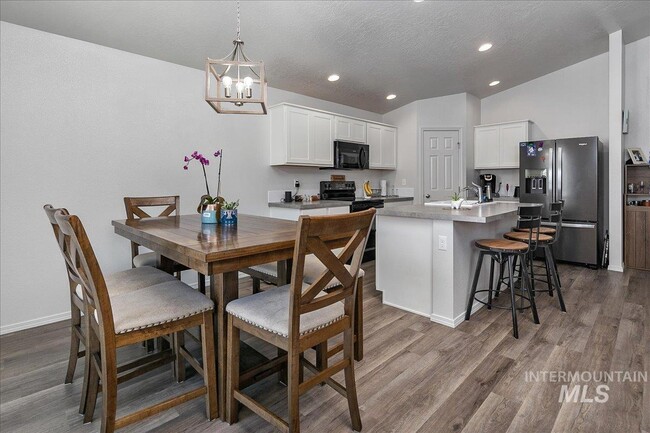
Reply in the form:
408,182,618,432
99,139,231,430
528,252,536,296
465,251,485,320
79,312,92,415
343,328,362,432
495,259,505,298
226,315,240,424
550,246,562,287
99,348,118,433
66,304,82,384
173,331,186,382
252,277,261,294
83,357,99,423
507,255,519,339
543,247,554,296
354,276,363,361
519,254,540,324
287,350,301,433
316,341,328,373
198,273,206,295
547,248,567,312
202,312,217,421
487,257,495,310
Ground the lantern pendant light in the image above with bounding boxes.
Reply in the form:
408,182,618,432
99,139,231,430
205,0,267,114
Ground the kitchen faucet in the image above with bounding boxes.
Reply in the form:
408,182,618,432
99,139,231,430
464,183,484,203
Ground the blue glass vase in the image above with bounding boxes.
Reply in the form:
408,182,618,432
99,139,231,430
201,204,218,224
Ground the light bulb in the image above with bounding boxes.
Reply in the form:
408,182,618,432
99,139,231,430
235,81,245,92
243,76,253,88
222,76,232,88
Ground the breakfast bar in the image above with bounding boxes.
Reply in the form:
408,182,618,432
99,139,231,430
376,202,520,327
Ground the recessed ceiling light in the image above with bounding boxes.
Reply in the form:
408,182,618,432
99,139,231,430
489,80,500,87
386,94,397,100
328,74,340,82
478,43,493,52
414,0,425,3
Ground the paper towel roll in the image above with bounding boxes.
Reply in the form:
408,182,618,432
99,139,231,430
380,180,387,196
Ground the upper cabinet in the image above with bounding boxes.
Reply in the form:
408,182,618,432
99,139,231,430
334,116,367,143
270,103,397,169
367,123,397,170
474,120,530,169
270,105,334,167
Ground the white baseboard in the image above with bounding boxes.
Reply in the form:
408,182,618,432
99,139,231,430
430,295,487,329
381,300,430,318
608,264,624,273
0,311,71,336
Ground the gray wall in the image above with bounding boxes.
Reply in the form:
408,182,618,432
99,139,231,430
624,36,650,157
0,22,388,332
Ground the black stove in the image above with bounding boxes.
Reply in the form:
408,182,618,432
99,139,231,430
320,181,383,261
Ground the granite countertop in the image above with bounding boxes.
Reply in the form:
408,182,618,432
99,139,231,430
268,196,414,209
377,202,525,223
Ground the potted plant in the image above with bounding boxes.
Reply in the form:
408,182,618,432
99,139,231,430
450,191,465,209
220,200,239,226
183,149,225,224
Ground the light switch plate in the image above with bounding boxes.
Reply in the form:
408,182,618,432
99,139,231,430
401,178,407,186
438,235,447,251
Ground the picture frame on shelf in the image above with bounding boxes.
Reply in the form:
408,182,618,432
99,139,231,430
627,148,648,165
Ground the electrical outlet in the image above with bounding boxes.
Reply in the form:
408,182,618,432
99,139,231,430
401,178,407,186
438,235,448,251
294,180,300,188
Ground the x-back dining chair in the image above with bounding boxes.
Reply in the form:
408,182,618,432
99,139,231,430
226,208,375,433
54,209,217,433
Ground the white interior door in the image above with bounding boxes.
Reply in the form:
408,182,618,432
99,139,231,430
422,129,460,202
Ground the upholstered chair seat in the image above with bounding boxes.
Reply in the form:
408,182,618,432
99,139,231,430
226,284,344,337
75,266,177,299
132,251,158,268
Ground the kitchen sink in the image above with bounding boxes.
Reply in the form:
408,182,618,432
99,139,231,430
424,200,499,209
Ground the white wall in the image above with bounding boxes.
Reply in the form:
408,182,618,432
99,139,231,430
0,22,389,333
383,92,478,203
624,37,650,156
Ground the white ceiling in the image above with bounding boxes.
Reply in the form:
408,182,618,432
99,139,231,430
1,1,649,114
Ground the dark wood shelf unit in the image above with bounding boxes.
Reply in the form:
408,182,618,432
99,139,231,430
625,164,650,270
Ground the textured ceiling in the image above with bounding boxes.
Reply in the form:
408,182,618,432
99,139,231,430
1,1,649,114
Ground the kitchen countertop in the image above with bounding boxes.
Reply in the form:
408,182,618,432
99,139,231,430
377,202,527,223
268,196,414,209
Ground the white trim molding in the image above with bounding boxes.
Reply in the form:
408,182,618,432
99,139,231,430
0,311,71,335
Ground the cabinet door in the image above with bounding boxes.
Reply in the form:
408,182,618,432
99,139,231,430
367,123,382,168
380,126,397,169
335,116,366,143
310,112,334,165
327,206,350,215
499,122,527,168
474,126,500,168
286,107,311,163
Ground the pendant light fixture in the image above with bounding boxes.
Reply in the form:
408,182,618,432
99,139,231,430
205,0,267,114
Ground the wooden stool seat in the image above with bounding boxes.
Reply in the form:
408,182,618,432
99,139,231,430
475,239,529,252
503,231,554,243
513,226,556,235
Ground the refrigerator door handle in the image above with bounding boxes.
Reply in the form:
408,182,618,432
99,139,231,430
555,222,596,229
557,147,563,201
549,147,554,202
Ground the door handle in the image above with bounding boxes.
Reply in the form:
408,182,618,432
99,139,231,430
425,194,431,199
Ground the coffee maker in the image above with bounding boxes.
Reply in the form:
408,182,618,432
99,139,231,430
480,174,497,202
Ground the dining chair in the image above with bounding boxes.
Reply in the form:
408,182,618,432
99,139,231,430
226,208,375,433
44,205,178,400
54,209,217,433
241,253,365,362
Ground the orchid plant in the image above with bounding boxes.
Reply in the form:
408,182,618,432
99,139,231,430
183,149,225,209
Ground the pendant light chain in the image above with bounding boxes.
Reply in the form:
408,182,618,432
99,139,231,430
236,0,241,40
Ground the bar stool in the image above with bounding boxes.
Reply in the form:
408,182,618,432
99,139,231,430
504,203,566,312
465,207,542,338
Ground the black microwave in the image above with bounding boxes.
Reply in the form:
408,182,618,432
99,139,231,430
333,141,369,170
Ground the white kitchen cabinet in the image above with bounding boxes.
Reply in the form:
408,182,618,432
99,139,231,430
474,120,530,169
269,205,349,221
334,116,366,143
270,105,334,167
367,123,397,170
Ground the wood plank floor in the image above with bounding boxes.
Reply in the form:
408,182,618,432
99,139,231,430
1,262,648,433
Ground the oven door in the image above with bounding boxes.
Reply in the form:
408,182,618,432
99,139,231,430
334,141,369,169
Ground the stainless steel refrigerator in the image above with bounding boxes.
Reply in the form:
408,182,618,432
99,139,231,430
519,136,604,267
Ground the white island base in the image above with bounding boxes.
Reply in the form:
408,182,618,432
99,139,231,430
376,204,519,327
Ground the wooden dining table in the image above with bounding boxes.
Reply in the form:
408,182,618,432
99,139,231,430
112,213,347,420
111,213,301,419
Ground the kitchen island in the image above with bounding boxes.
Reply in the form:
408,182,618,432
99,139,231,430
376,202,521,327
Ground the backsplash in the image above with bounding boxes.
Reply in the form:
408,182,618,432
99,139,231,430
476,169,519,198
